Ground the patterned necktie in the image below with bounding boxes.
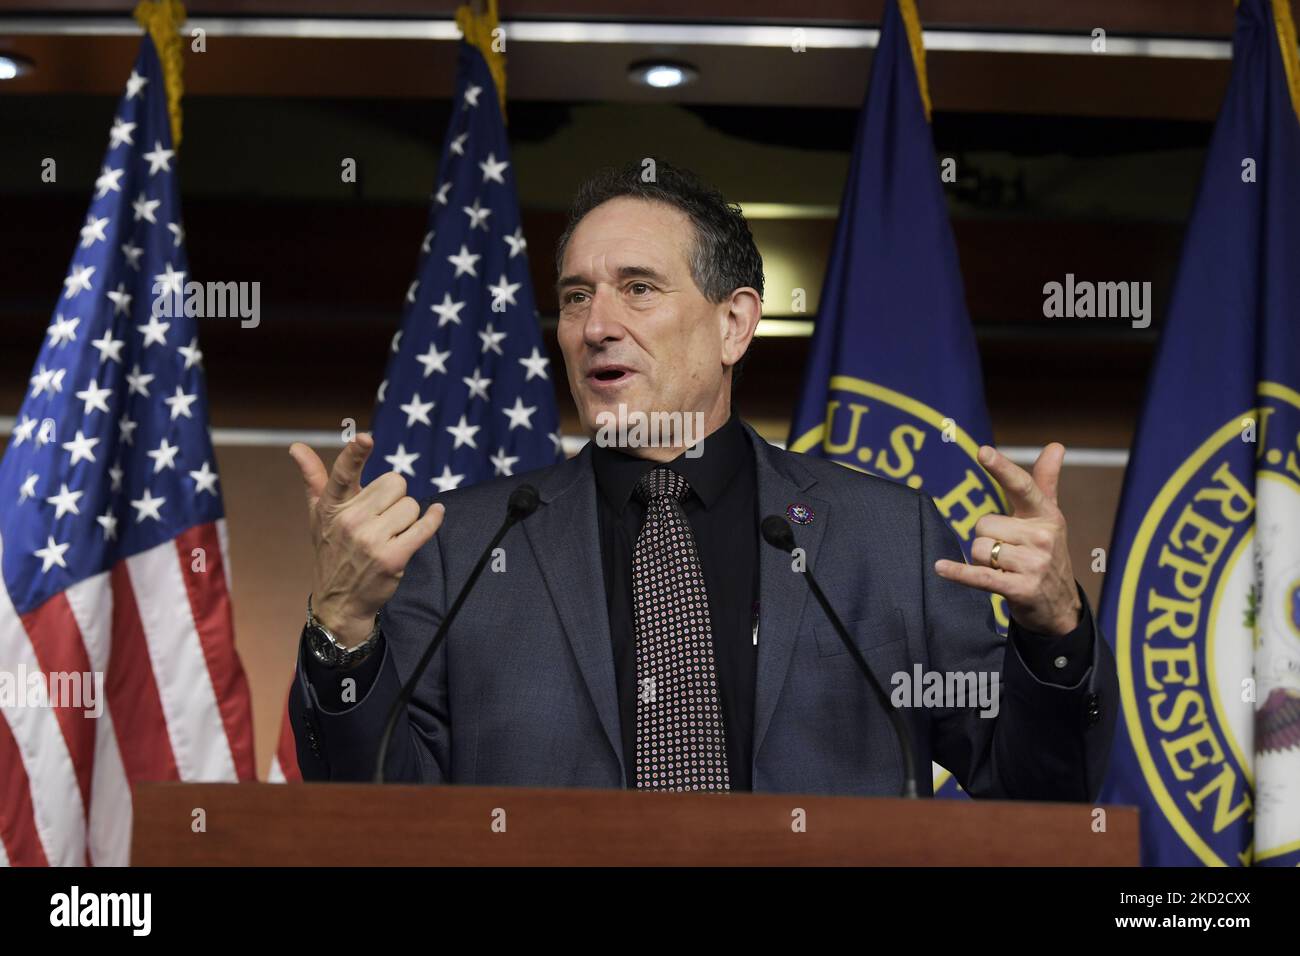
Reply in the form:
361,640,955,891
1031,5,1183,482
632,467,731,792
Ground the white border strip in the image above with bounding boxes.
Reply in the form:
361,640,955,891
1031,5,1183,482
0,18,1233,60
0,418,1130,466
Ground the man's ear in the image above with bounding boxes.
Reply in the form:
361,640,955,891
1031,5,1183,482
720,287,762,368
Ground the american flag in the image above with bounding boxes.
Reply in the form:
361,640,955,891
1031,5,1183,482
269,38,562,782
363,40,563,491
0,35,256,866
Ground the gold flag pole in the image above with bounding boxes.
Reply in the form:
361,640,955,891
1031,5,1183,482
132,0,186,148
897,0,933,122
456,0,507,119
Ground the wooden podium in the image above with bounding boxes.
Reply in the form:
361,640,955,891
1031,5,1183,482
131,783,1138,866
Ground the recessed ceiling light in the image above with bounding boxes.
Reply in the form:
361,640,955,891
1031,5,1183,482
628,60,698,89
0,54,33,81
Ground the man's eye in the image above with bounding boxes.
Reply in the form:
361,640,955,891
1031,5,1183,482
565,291,589,305
629,282,651,295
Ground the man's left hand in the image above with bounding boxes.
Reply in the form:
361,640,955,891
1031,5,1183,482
933,443,1083,638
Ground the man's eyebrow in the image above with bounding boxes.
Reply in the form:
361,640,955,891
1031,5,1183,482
556,265,669,293
555,272,590,292
615,265,670,284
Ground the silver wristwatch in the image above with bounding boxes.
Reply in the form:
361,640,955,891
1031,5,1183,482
303,594,381,669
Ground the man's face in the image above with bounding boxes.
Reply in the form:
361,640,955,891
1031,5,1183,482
556,197,735,440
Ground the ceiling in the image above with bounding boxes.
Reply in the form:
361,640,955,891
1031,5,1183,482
1,0,1289,119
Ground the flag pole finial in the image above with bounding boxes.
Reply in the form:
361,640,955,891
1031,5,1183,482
456,0,507,118
132,0,186,147
897,0,932,122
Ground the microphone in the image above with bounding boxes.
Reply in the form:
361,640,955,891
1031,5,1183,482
760,514,919,799
373,483,542,783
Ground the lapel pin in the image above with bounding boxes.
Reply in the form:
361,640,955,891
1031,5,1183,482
786,503,814,525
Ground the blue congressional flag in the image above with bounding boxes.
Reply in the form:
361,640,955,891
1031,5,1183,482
362,41,562,492
0,32,254,867
785,0,1006,800
1099,0,1300,867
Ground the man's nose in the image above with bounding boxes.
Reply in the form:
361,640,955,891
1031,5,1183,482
582,286,625,346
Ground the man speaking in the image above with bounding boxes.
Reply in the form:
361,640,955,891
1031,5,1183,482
287,163,1117,797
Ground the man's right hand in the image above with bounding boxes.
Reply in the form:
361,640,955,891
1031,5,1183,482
289,434,445,648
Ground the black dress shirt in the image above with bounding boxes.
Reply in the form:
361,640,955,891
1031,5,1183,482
590,411,760,791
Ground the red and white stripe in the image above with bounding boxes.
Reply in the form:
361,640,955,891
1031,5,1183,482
0,519,255,866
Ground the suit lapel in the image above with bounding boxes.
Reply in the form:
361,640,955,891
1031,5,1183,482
521,444,625,779
521,423,825,782
745,423,830,762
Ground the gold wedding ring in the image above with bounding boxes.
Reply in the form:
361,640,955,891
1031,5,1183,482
990,540,1003,571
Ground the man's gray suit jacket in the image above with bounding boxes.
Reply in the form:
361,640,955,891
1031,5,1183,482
290,420,1118,799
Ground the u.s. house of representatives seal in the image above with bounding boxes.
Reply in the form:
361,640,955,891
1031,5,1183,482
1115,382,1300,866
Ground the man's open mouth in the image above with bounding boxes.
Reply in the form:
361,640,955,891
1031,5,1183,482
588,366,634,384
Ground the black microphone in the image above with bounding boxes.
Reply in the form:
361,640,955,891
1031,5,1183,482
760,514,919,799
373,483,542,783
